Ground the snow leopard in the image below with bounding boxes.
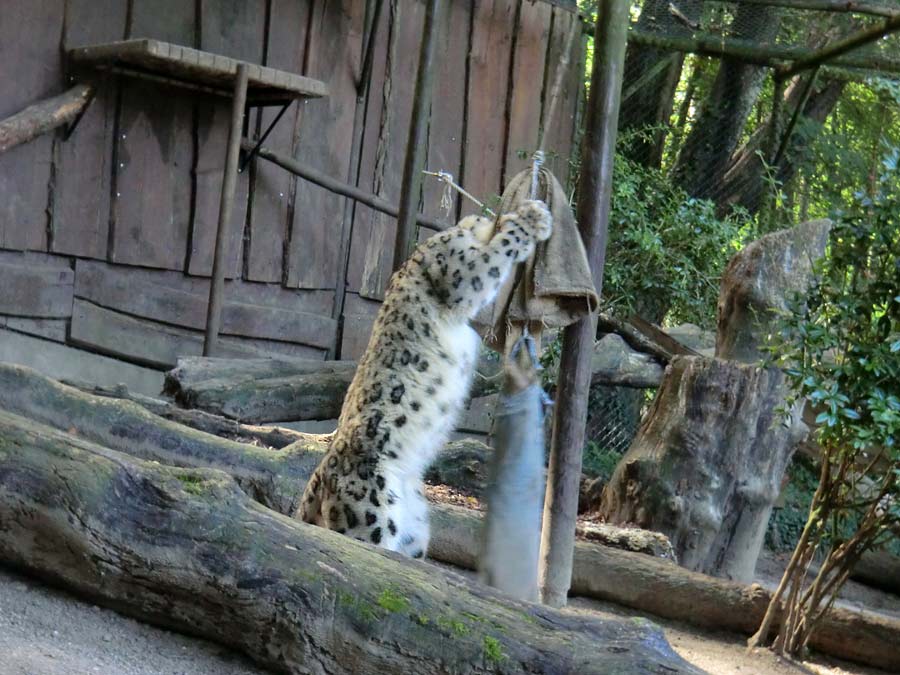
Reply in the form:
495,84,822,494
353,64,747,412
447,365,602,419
298,200,553,558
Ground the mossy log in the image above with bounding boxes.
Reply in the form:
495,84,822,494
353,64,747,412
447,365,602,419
2,364,897,670
0,410,699,675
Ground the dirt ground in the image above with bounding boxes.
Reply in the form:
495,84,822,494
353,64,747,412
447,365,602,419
2,556,894,675
0,566,267,675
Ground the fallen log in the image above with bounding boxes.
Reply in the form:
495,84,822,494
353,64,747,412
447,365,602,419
0,84,94,154
164,356,502,423
163,338,659,424
430,505,900,672
63,379,307,449
0,363,487,515
3,364,896,670
0,362,320,515
0,411,698,675
850,549,900,596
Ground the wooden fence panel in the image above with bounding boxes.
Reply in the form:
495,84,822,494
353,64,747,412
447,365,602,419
286,0,365,290
51,0,127,260
246,0,312,284
543,7,582,188
0,0,64,252
504,0,552,184
110,0,195,270
0,252,73,319
70,299,325,369
421,0,471,226
348,0,423,300
74,259,336,350
187,0,267,278
343,0,392,296
460,0,517,217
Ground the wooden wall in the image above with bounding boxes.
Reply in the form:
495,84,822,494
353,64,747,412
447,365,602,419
0,0,583,386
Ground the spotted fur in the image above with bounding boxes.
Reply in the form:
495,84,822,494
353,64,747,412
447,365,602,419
298,200,553,556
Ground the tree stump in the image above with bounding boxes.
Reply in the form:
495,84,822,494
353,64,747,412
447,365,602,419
716,218,831,363
600,356,806,582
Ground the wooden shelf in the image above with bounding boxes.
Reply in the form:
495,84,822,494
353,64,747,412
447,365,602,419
68,39,328,105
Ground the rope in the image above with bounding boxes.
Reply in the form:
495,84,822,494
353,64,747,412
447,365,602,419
421,170,495,217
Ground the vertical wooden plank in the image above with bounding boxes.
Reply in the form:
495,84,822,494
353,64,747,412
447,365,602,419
286,0,365,290
421,0,470,223
0,0,64,252
504,0,552,184
344,0,392,295
52,0,128,260
246,0,312,283
460,0,517,216
543,8,582,189
111,0,196,270
346,0,423,299
188,0,267,278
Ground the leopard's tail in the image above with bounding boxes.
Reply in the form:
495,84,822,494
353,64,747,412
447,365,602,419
298,467,324,524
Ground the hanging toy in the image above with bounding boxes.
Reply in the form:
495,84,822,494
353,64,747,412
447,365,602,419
478,330,550,601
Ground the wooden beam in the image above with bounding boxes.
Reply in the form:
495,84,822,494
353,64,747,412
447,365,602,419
203,64,248,357
539,0,630,609
243,141,448,231
0,84,93,154
778,14,900,77
628,28,900,74
392,0,442,272
730,0,900,19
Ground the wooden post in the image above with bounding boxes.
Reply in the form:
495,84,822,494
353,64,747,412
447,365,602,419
391,0,441,273
203,64,249,357
538,0,630,608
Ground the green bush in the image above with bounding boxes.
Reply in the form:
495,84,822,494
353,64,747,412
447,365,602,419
603,151,753,327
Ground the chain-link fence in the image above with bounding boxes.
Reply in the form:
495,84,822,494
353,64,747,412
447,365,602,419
580,0,900,470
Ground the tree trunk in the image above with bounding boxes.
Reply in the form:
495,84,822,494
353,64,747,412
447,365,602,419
716,218,832,363
717,77,846,214
619,0,702,167
600,357,807,582
672,4,781,201
0,411,698,675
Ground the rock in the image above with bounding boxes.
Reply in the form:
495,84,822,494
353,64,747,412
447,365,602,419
575,523,677,562
590,333,665,388
666,323,715,356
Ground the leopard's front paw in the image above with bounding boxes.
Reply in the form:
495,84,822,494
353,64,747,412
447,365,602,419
517,200,553,242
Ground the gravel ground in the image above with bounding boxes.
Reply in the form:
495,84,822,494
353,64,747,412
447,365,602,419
0,566,268,675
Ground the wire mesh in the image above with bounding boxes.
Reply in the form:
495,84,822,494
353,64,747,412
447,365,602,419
580,0,899,462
